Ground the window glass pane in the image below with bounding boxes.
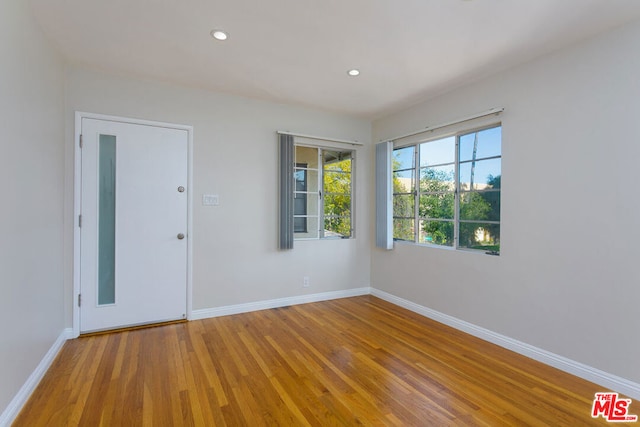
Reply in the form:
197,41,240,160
460,191,500,222
482,189,500,222
295,146,319,169
419,193,454,219
419,219,454,246
322,150,352,240
294,192,307,211
420,165,455,192
294,215,319,239
294,187,307,232
459,191,488,221
294,191,318,228
393,146,415,171
323,151,351,171
324,216,351,238
98,135,116,306
393,170,414,193
296,169,318,193
323,170,351,195
324,194,350,217
294,169,307,191
419,136,455,167
459,222,500,253
294,216,307,233
393,194,414,218
393,218,414,241
459,158,501,191
459,126,501,161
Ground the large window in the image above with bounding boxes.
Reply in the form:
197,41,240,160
392,125,501,254
294,145,354,239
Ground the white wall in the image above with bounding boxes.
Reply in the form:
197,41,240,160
64,68,372,324
372,20,640,384
0,0,65,416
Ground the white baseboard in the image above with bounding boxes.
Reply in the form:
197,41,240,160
192,287,371,320
0,328,73,427
370,288,640,400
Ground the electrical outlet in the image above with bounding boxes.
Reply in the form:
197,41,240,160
303,276,310,288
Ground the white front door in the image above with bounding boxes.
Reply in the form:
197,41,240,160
80,117,188,333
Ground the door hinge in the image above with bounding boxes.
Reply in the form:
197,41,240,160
78,214,82,228
78,293,81,307
79,134,83,148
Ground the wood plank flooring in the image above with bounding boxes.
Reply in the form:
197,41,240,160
14,296,616,426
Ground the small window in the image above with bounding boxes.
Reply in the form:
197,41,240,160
294,145,354,240
393,125,501,254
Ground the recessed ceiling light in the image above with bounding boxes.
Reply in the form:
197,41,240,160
347,69,360,76
211,30,228,41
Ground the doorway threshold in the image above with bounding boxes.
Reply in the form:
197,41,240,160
79,319,187,337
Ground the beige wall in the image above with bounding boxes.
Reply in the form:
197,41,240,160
63,67,372,322
0,0,65,415
372,19,640,383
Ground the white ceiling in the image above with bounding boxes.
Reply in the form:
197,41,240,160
29,0,640,119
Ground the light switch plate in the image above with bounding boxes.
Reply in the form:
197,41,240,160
202,194,219,206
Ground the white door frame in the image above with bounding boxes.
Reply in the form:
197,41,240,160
72,111,193,337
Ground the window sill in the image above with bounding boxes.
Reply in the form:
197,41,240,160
294,237,354,242
393,239,499,256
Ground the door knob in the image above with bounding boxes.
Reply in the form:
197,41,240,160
177,233,185,240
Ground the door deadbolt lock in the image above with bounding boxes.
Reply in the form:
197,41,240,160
177,186,185,193
177,233,185,240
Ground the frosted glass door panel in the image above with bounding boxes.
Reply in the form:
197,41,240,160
98,135,116,305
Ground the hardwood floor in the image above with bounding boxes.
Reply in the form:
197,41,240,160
14,296,615,426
